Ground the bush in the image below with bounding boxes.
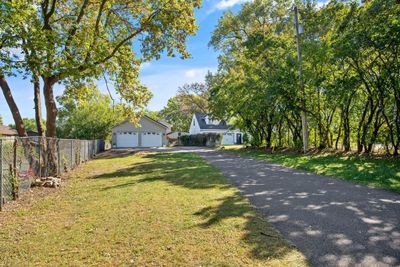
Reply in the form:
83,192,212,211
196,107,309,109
243,133,249,144
178,133,221,147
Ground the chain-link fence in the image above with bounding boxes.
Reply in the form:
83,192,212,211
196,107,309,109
0,137,105,210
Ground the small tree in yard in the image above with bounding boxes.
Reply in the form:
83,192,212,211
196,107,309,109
57,82,125,141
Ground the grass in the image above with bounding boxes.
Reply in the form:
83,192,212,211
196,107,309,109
223,145,400,193
0,150,307,266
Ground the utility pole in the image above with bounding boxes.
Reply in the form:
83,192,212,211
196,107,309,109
293,4,309,153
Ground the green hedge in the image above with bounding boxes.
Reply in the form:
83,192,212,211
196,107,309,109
178,133,221,147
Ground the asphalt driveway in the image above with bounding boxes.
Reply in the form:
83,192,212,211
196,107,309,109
191,149,400,267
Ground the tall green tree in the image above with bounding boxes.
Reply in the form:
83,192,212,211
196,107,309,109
0,0,201,138
160,82,209,131
208,0,400,155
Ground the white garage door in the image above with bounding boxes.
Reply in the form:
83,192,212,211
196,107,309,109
222,133,234,145
142,132,162,147
116,132,138,148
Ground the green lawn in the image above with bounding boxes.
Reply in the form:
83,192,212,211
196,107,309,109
0,150,306,266
223,145,400,193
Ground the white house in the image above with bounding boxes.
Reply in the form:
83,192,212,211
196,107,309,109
112,116,171,148
189,112,243,145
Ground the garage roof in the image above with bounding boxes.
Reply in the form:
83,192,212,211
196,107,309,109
112,116,169,129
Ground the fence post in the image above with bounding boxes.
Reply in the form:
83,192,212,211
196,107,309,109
0,139,3,211
12,139,18,200
70,139,73,169
57,139,61,176
38,136,41,178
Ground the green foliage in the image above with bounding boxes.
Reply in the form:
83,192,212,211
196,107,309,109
0,0,201,137
160,82,209,131
8,118,39,132
179,133,220,147
144,110,162,121
209,0,400,155
0,115,3,125
243,133,249,144
56,82,124,141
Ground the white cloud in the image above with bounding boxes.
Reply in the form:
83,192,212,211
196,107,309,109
215,0,250,10
184,68,213,79
140,62,151,70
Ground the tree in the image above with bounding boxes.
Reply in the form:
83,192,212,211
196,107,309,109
209,0,299,148
0,0,201,138
177,82,209,113
0,115,3,125
57,82,125,141
208,0,400,155
160,83,209,131
145,110,162,121
160,97,191,132
9,118,39,132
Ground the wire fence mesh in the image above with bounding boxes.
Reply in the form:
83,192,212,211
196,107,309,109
0,137,104,210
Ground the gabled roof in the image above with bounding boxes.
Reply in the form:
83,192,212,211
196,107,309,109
143,115,169,129
0,125,18,136
112,116,168,129
194,112,231,130
158,119,172,129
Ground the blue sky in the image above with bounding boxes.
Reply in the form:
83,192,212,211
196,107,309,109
0,0,326,125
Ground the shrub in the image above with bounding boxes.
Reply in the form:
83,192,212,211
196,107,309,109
243,133,249,144
178,133,221,147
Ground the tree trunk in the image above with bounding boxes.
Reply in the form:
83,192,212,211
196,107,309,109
42,76,59,176
42,77,58,137
0,75,43,176
265,122,272,148
33,75,45,136
342,105,351,152
0,76,27,136
277,119,283,147
335,115,342,150
366,109,382,154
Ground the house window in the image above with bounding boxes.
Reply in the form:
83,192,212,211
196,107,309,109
193,120,195,126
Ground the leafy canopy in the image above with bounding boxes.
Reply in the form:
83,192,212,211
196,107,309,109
56,81,125,140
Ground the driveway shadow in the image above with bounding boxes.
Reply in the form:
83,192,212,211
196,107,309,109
200,151,400,267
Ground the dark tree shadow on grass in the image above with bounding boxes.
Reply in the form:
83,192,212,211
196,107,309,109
233,149,400,193
91,152,303,262
93,153,231,190
193,192,302,261
93,149,140,159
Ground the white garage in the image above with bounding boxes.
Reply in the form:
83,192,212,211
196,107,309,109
116,132,138,148
142,132,163,147
112,116,171,148
222,132,235,145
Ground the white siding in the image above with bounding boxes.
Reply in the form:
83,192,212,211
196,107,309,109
189,114,201,134
112,117,168,147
